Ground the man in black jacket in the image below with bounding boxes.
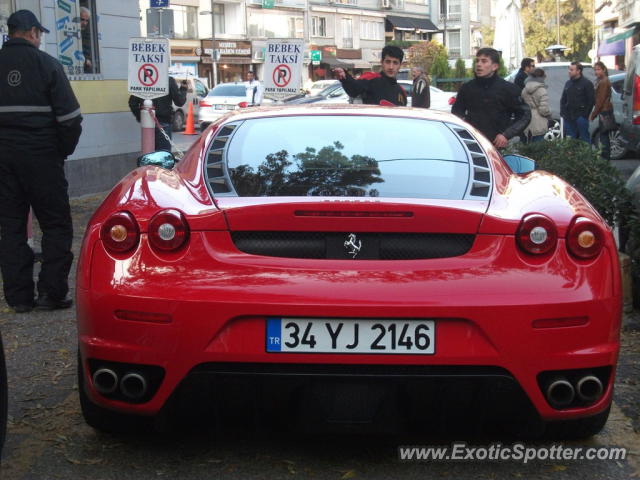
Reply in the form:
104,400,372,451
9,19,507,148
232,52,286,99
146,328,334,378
452,48,530,148
560,62,594,143
128,77,187,151
0,10,83,312
513,58,535,91
332,46,407,106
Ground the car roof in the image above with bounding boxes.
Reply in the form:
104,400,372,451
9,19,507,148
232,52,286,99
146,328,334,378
212,103,464,125
536,62,592,68
212,82,246,87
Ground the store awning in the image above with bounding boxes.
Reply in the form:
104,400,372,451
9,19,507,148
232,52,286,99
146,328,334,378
386,15,439,32
321,56,353,68
605,27,636,44
338,59,371,69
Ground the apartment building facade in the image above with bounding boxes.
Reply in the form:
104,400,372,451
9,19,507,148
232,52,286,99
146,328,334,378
141,0,495,87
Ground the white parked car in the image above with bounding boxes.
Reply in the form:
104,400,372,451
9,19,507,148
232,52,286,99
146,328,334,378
306,80,339,96
311,79,455,112
198,83,252,131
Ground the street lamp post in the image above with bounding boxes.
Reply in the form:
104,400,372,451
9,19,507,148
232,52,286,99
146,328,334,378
556,0,560,45
200,2,218,87
440,13,447,47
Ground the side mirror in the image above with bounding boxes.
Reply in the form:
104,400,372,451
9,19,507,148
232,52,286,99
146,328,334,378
503,154,536,174
137,151,177,170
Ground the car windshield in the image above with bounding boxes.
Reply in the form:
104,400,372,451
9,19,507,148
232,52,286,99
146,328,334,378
225,116,470,199
209,85,247,97
318,83,342,96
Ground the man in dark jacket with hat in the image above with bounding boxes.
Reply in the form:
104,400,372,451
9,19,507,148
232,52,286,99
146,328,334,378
128,77,187,151
0,10,83,312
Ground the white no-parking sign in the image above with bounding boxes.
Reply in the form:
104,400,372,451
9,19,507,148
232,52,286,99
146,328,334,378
263,39,304,98
128,37,169,99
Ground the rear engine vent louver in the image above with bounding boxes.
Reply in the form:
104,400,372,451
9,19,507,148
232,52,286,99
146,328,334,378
448,125,492,199
205,123,239,195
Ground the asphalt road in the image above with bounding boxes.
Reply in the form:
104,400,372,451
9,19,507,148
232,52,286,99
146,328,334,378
0,138,639,479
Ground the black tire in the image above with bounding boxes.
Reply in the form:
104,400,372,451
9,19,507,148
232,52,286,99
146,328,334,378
77,351,150,433
172,110,185,132
0,332,7,455
544,404,611,440
200,122,210,132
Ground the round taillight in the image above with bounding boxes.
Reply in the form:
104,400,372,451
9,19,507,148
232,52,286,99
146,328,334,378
148,209,189,252
567,217,604,259
516,214,558,255
448,96,456,105
100,212,139,253
238,101,248,108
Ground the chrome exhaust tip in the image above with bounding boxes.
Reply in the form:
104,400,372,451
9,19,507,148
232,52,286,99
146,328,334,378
92,368,119,395
576,375,604,403
546,378,575,408
120,372,148,400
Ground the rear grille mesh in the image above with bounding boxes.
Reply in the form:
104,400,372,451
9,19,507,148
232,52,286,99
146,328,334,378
231,232,475,260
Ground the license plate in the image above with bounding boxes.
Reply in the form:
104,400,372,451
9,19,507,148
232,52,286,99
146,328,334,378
266,318,435,354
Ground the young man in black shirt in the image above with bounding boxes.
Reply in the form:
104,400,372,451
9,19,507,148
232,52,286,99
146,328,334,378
333,45,407,106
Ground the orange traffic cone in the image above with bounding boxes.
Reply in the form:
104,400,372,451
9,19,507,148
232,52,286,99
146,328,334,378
183,102,197,135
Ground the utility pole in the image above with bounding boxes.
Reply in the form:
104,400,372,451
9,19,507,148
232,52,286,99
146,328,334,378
211,0,218,86
201,2,218,86
556,0,560,45
440,13,447,47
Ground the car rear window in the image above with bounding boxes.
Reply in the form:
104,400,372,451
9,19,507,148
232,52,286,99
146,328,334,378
224,116,471,199
209,85,246,97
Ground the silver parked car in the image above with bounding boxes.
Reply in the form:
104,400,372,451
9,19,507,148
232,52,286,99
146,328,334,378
506,64,625,157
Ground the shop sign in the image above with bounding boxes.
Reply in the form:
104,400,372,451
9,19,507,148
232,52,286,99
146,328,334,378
203,40,251,57
171,46,199,56
128,37,169,99
263,39,304,98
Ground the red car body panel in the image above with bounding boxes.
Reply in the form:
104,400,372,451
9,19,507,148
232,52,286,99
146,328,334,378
76,105,622,425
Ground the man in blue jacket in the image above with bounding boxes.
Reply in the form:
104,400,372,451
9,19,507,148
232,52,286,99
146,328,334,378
560,62,595,143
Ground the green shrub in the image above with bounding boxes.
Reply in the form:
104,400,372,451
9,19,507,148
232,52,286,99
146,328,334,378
509,139,633,226
454,58,466,78
509,139,640,265
498,57,508,77
386,40,417,49
430,54,451,79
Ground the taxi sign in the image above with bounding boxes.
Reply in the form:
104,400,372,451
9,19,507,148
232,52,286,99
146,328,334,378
263,39,304,99
128,37,169,99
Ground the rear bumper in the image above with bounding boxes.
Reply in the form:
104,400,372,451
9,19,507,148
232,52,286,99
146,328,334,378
76,233,622,422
